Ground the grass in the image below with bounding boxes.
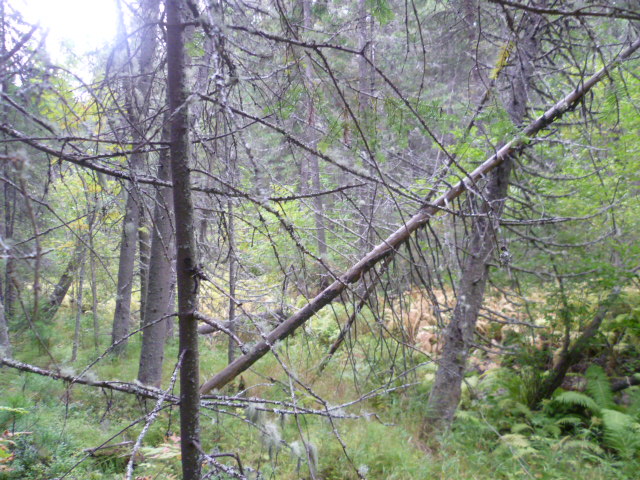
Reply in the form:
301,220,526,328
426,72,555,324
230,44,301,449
1,306,639,479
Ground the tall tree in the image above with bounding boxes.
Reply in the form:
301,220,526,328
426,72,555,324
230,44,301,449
111,0,161,353
166,0,201,477
138,204,151,327
1,0,17,322
425,4,546,429
200,16,640,396
138,121,175,387
301,0,328,266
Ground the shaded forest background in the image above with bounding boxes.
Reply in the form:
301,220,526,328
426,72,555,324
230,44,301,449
1,0,640,478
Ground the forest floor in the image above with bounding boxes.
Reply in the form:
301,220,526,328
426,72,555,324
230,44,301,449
1,291,639,479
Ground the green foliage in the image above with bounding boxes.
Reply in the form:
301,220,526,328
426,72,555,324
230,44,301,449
264,85,304,120
367,0,394,26
553,391,601,413
601,409,640,459
463,360,640,475
586,366,616,410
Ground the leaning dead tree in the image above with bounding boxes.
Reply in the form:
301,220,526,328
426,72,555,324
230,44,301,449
200,36,640,394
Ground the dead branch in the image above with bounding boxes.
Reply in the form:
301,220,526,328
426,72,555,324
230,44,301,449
199,36,640,394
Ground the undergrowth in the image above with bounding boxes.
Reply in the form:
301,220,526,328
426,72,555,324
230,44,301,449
2,308,640,479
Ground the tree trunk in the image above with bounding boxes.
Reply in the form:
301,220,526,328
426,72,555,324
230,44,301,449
41,240,84,323
138,204,151,328
3,177,15,320
166,0,201,477
425,6,543,430
357,0,377,253
1,4,15,321
90,233,100,351
302,0,328,265
425,160,512,427
0,297,10,357
71,251,87,362
138,122,175,387
110,191,140,353
227,198,237,364
166,285,176,341
110,0,160,354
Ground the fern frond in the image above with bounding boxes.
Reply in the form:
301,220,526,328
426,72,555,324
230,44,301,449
513,402,533,419
585,365,615,410
627,386,640,419
602,409,634,431
554,391,600,413
555,414,585,427
498,433,538,458
455,409,483,425
500,433,532,449
601,409,640,458
554,437,604,456
511,423,533,434
0,406,29,415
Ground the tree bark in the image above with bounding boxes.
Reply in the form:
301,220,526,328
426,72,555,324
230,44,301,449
357,0,377,253
425,159,512,426
0,297,10,357
138,204,151,328
166,0,201,477
302,0,328,265
111,192,140,353
227,198,238,364
90,233,100,350
1,4,15,321
3,174,15,320
138,122,175,387
612,373,640,393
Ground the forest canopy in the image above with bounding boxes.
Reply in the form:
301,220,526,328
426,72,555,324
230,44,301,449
0,1,639,479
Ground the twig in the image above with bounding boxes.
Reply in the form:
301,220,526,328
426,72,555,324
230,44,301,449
125,351,184,480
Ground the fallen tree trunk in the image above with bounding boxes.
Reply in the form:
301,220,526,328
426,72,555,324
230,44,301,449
0,356,165,399
0,356,368,420
200,36,640,394
612,374,640,392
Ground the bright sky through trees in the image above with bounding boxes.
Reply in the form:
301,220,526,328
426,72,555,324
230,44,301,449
16,0,118,57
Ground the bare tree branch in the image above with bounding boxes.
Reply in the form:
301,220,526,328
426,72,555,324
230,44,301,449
200,36,640,394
